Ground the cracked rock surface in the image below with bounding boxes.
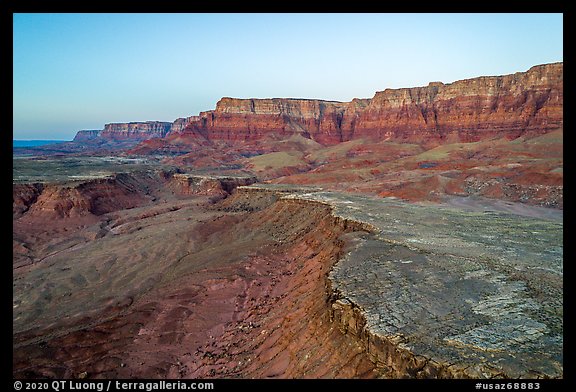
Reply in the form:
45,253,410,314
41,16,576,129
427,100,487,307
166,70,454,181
291,189,562,378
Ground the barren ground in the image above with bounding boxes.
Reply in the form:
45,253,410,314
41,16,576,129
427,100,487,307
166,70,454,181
12,153,563,379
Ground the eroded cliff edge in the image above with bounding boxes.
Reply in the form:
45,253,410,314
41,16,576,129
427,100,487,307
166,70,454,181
238,185,563,379
13,174,562,378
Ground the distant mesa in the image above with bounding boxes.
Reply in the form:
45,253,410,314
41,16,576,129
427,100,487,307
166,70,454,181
74,122,172,142
70,62,562,148
73,129,101,142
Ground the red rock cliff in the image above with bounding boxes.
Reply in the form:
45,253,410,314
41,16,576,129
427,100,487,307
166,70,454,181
353,62,563,142
72,62,562,146
176,62,562,145
188,98,352,145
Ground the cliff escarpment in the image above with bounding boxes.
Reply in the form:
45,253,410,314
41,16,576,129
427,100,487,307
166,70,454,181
354,63,562,142
72,63,562,146
176,62,563,145
73,122,172,142
58,63,564,209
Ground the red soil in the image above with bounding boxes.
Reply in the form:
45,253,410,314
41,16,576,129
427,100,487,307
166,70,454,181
13,186,380,379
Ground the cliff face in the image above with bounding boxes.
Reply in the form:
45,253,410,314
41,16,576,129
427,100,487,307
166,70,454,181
353,63,563,142
73,122,172,142
72,62,562,146
181,98,351,145
100,121,172,140
174,62,562,145
206,97,366,145
73,130,101,142
170,116,200,133
73,118,202,143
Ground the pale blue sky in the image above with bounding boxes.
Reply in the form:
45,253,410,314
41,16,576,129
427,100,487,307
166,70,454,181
13,13,563,140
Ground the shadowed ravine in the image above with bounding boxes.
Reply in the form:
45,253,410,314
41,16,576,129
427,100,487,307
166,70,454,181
13,174,562,379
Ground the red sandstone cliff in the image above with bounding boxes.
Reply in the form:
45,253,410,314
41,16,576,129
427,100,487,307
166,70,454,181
175,62,562,145
72,62,562,146
352,63,563,142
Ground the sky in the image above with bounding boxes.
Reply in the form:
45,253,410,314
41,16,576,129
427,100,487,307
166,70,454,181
13,13,563,140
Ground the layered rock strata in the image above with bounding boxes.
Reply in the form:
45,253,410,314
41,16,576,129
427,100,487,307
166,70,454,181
74,122,172,142
13,171,256,220
72,62,563,146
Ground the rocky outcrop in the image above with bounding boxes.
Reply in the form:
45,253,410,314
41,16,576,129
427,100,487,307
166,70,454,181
73,122,172,142
72,122,172,143
13,183,44,218
23,176,150,219
175,98,358,145
14,172,258,220
205,98,351,144
166,174,257,199
239,186,563,378
13,184,381,379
